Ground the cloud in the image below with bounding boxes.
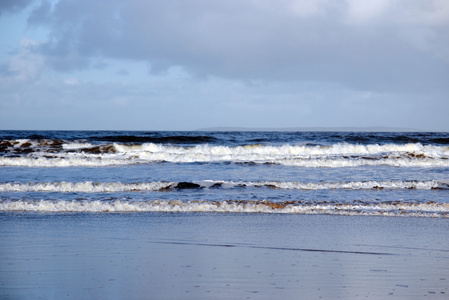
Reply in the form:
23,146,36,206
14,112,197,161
0,39,44,84
345,0,393,23
23,0,447,93
0,0,34,16
1,0,447,131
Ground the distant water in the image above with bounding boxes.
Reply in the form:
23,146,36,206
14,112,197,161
1,130,449,217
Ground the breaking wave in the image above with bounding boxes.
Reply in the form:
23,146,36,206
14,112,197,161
1,199,448,218
1,180,448,192
1,142,448,168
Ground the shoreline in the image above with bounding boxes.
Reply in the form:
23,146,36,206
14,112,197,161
1,213,448,299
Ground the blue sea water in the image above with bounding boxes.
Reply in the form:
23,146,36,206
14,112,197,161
2,130,449,299
1,130,448,217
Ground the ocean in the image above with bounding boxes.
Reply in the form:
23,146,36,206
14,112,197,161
1,130,448,217
1,130,449,299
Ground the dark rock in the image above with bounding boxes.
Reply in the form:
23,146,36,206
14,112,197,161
81,145,116,154
265,184,279,189
21,142,32,147
174,182,202,189
210,183,223,189
15,147,33,154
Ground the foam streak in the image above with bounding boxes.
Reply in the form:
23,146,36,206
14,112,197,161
0,180,447,192
1,199,448,218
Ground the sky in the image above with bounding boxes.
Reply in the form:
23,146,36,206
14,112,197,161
0,0,448,131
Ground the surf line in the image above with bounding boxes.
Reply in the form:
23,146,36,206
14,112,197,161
151,241,395,256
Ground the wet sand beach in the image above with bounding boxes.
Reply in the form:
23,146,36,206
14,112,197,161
1,213,448,299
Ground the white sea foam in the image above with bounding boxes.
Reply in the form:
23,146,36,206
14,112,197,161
1,156,448,168
1,199,448,218
114,142,448,158
1,143,448,168
0,157,131,167
279,158,449,168
0,181,174,192
62,142,93,150
12,139,31,146
0,180,447,193
239,180,447,190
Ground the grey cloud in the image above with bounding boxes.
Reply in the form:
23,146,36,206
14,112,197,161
0,0,33,15
0,63,17,77
27,0,52,24
28,0,449,92
43,49,90,72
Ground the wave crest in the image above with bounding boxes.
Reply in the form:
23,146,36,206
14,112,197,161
1,142,448,168
1,199,448,218
1,180,448,192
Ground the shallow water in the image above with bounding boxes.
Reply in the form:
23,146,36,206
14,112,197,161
1,213,448,299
